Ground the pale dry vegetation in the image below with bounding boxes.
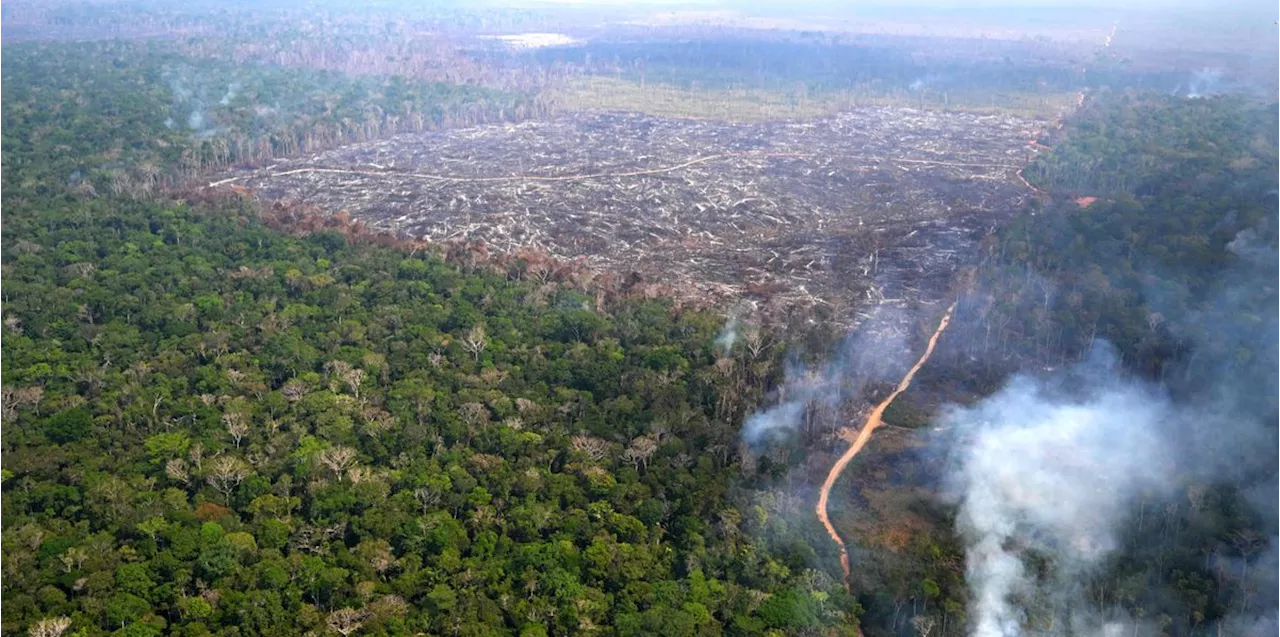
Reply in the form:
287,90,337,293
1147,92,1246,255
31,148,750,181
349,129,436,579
554,76,1079,121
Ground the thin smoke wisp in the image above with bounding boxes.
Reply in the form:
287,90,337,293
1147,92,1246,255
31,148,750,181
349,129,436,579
739,307,912,447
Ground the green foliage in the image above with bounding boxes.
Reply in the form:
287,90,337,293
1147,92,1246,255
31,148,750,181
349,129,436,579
0,39,842,635
756,588,821,631
105,592,152,627
144,433,190,461
44,407,94,443
1024,94,1278,196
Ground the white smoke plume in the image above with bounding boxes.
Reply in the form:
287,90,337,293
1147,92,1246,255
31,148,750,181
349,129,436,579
740,305,913,447
219,81,242,106
910,73,948,92
742,398,809,447
162,67,219,134
740,351,840,447
1185,68,1224,99
941,346,1178,637
1214,530,1279,637
1194,227,1280,635
715,315,741,355
187,108,207,130
714,300,756,356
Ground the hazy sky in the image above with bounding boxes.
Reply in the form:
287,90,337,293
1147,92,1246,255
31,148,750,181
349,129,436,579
512,0,1275,11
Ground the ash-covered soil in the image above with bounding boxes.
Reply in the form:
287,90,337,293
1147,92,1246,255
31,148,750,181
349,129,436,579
212,108,1040,320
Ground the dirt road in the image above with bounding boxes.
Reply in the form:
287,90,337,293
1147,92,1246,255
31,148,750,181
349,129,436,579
815,301,956,590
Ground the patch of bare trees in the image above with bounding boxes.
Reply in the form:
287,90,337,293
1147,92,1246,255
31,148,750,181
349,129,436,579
166,458,191,484
290,522,347,555
326,607,367,636
206,456,251,501
29,617,73,637
463,325,488,361
325,360,366,401
457,402,490,430
621,435,659,471
1,386,43,420
360,406,396,439
413,486,441,514
913,616,936,637
281,377,310,402
223,411,249,448
571,435,611,463
318,446,359,481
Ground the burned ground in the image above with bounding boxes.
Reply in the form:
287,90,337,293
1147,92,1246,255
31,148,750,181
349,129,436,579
212,108,1041,323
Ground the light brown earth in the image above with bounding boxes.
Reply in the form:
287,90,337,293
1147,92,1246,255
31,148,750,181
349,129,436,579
815,302,955,590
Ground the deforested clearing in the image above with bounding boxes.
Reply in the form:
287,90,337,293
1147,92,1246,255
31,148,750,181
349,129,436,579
212,107,1041,323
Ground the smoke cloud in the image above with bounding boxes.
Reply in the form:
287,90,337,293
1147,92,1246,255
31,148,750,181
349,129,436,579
941,222,1277,636
941,345,1178,637
1187,226,1278,637
909,74,942,92
162,67,224,135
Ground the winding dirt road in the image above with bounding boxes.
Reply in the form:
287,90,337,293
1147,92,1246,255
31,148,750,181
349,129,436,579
815,301,956,590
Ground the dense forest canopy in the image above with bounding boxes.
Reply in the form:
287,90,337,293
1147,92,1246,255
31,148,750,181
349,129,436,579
1,123,868,637
963,93,1278,383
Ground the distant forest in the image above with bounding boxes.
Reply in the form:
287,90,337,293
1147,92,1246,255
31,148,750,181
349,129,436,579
521,38,1179,95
